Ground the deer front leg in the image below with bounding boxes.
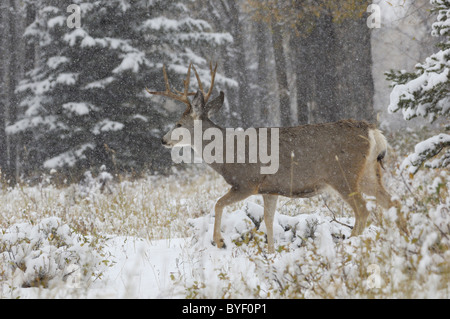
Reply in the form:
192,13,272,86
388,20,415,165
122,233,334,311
346,193,371,237
214,187,253,249
263,194,278,253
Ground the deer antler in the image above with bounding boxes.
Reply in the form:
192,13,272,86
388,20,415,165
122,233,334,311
192,62,218,103
146,64,195,107
146,62,218,106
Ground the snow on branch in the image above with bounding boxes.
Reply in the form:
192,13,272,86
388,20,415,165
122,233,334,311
431,0,450,37
387,47,450,122
401,133,450,174
43,143,95,169
387,0,449,123
141,16,212,33
113,51,148,74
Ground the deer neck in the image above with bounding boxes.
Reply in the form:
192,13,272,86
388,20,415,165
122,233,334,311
190,118,226,172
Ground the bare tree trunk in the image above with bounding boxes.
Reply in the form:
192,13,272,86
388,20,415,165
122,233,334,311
0,0,21,183
291,23,310,125
0,2,7,176
335,16,375,122
270,19,291,127
24,1,36,72
255,20,270,126
228,0,252,127
293,13,339,124
292,12,374,124
311,13,340,124
7,0,20,183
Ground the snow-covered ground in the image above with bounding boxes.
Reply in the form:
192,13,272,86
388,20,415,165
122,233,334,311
1,149,449,298
0,202,356,298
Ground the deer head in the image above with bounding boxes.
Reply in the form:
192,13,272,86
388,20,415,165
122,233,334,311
146,63,224,148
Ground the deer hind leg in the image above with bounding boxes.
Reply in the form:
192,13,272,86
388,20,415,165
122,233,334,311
213,187,253,249
263,194,278,254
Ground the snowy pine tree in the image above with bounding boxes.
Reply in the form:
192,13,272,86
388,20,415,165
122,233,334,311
6,0,232,177
386,0,449,174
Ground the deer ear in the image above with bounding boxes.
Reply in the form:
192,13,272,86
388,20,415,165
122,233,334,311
191,90,205,117
205,91,224,118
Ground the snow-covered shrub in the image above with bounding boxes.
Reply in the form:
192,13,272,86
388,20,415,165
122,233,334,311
77,166,114,199
0,217,107,289
187,201,351,252
401,134,450,173
386,0,449,174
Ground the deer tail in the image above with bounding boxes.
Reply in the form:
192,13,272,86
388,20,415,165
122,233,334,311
371,129,388,169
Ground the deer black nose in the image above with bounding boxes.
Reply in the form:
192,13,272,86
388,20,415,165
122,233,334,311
161,138,167,145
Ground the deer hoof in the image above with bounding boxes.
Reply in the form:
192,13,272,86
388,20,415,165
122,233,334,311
213,237,226,249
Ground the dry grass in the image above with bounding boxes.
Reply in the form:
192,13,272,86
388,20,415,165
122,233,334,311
1,165,232,241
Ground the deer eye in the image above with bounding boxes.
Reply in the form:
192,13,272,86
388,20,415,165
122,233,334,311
175,123,182,128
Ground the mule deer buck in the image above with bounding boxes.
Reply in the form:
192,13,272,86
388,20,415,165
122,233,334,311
147,63,398,253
